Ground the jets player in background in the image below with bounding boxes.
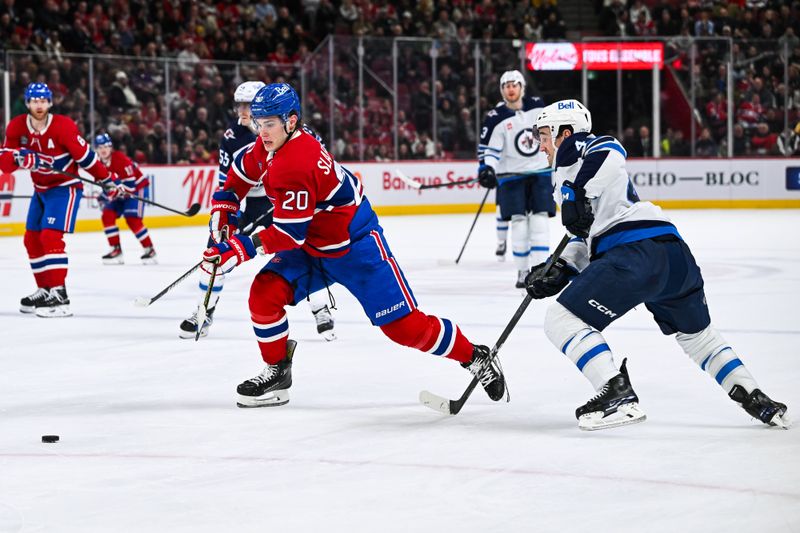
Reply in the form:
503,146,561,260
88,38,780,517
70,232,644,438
1,82,114,317
94,133,157,265
201,83,504,408
525,99,788,430
477,70,554,288
179,81,336,341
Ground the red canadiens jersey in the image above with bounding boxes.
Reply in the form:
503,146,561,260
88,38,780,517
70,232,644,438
0,113,110,192
105,151,148,191
226,129,373,257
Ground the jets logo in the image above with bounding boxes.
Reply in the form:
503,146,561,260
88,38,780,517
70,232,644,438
514,127,540,157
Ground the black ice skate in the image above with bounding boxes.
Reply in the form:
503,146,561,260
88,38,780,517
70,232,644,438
462,344,506,401
237,339,296,408
140,246,157,265
179,305,216,339
20,287,50,314
515,269,528,289
729,385,789,429
102,245,124,265
35,286,73,318
576,358,646,431
312,305,336,341
496,241,507,262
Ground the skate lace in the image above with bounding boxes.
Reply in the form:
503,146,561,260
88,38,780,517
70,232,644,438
469,359,496,387
31,288,49,301
250,365,278,385
587,383,610,404
313,306,332,324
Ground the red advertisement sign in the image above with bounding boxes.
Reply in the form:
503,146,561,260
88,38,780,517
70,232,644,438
526,42,664,71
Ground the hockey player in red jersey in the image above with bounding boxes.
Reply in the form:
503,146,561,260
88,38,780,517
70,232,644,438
93,133,157,265
0,82,115,317
202,83,505,407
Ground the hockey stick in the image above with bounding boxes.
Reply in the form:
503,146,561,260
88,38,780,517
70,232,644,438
45,166,201,217
133,208,274,308
454,188,491,264
195,226,228,340
420,233,571,415
395,169,478,190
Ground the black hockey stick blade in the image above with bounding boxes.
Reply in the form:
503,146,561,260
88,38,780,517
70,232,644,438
185,202,202,217
420,234,572,415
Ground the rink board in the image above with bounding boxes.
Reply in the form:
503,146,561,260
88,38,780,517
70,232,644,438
1,158,799,236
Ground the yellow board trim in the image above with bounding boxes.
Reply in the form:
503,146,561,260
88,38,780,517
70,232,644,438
1,199,798,237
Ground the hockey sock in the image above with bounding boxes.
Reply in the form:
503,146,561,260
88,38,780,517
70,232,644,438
380,309,474,363
510,214,530,272
307,288,329,313
101,209,120,247
38,229,69,287
675,325,758,394
24,230,49,288
496,206,508,245
125,216,153,248
544,302,619,390
528,212,550,268
197,264,225,306
250,271,295,364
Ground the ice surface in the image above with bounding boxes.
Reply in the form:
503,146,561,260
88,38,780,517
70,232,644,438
1,209,799,532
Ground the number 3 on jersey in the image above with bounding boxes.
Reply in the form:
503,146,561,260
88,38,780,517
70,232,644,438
282,190,309,211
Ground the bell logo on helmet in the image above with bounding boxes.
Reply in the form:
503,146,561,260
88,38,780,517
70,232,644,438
558,101,575,110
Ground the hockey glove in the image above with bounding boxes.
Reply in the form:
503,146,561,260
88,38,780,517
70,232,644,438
14,149,53,170
201,234,257,275
478,165,497,189
560,181,594,238
525,258,578,299
209,190,241,243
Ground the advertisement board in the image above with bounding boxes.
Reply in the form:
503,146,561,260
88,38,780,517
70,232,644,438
526,42,664,71
1,159,799,236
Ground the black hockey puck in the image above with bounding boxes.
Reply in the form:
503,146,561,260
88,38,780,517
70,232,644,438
41,435,59,443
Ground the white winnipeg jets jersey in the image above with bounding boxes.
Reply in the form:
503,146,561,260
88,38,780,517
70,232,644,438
553,132,680,269
478,96,549,176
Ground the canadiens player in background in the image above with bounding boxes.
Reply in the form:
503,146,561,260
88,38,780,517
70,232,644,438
0,82,115,317
525,99,788,430
477,70,555,288
201,83,504,408
179,81,336,341
94,133,157,265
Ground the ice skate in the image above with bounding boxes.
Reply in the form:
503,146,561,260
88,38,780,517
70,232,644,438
495,241,507,262
140,246,157,265
576,358,646,431
102,245,124,265
312,305,336,341
35,286,73,318
179,305,216,339
20,287,50,314
237,339,296,408
729,385,790,429
462,344,506,401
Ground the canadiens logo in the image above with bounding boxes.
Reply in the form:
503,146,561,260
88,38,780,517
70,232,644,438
515,127,540,157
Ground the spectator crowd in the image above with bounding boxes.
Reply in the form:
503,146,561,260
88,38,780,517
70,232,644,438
1,0,799,161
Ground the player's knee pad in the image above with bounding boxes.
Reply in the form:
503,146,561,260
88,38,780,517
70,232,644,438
39,228,65,254
101,209,117,226
23,230,43,256
124,216,144,232
528,212,548,239
510,214,529,252
249,271,294,319
544,301,595,352
380,309,435,349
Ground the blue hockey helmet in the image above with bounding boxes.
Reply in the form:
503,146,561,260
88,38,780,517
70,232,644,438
94,133,113,147
250,83,301,123
25,82,52,103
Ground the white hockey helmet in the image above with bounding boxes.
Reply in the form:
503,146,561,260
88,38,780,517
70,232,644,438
234,81,266,103
535,99,592,139
499,70,525,90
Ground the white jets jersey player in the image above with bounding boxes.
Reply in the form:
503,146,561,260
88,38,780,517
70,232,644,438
478,95,549,177
552,131,676,269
